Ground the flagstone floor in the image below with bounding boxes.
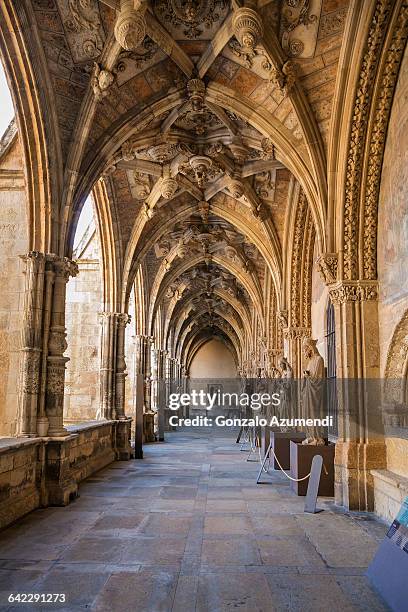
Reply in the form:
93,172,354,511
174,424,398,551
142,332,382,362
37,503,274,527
0,429,389,611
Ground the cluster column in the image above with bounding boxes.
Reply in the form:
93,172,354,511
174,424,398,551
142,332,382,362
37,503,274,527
282,326,311,378
329,280,386,511
18,253,78,438
156,348,166,441
46,257,78,437
19,252,47,437
133,334,154,455
99,312,131,420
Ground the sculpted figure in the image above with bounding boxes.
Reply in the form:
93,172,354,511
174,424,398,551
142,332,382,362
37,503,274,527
301,338,326,445
278,357,293,428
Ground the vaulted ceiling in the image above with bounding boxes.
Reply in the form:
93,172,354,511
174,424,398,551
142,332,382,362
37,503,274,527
25,0,350,367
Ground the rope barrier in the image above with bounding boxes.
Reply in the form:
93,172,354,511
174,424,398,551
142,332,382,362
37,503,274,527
267,445,311,482
257,442,329,483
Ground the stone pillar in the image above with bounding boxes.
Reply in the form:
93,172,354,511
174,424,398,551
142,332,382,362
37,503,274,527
164,353,172,431
156,349,166,441
329,281,386,511
134,334,147,458
46,257,78,437
18,252,46,437
99,312,117,420
115,314,131,420
37,261,56,437
144,336,153,412
150,347,158,412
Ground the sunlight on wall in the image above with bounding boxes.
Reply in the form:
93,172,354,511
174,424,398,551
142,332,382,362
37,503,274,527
189,339,237,379
73,195,94,253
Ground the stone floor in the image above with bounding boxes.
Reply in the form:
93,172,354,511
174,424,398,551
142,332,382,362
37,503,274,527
0,429,389,611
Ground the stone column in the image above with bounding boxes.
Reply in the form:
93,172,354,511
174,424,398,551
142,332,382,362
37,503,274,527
164,353,172,431
144,336,153,412
157,348,166,441
150,347,158,411
115,313,131,420
99,312,117,420
37,259,56,436
46,257,78,437
134,334,146,458
329,281,386,511
18,252,46,437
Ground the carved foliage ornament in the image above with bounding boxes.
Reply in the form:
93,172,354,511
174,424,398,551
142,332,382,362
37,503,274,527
316,253,338,285
290,191,307,327
154,0,228,38
363,5,408,280
22,349,41,395
269,60,298,94
343,0,393,280
116,37,159,72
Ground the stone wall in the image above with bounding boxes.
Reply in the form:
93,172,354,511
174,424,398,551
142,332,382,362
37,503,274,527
0,419,132,530
189,338,237,378
0,439,40,530
375,43,408,521
378,44,408,375
64,232,102,424
0,131,28,436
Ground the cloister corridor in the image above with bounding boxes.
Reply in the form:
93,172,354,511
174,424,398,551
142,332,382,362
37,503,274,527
0,430,387,612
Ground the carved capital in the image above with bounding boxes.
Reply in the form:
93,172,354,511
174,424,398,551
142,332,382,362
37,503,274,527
20,251,46,269
283,326,311,340
329,281,379,305
117,313,131,328
53,257,79,281
48,326,68,357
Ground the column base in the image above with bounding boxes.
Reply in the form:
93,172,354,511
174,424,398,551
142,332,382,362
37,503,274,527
334,440,386,511
36,417,49,437
114,418,134,460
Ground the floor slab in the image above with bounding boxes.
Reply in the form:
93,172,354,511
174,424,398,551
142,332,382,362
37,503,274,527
0,429,389,611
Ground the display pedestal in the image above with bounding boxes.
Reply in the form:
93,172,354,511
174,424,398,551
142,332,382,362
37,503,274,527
367,497,408,612
289,440,335,496
268,431,306,469
367,537,408,611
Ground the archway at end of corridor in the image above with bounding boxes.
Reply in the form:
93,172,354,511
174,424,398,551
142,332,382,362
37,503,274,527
189,339,237,380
